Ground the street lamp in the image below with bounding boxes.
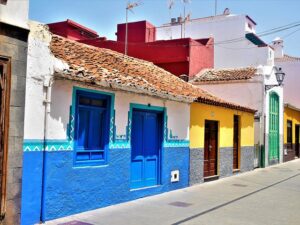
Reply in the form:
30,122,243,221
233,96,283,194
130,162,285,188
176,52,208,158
265,67,285,91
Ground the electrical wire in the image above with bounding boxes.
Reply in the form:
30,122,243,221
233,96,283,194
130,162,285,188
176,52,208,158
111,20,300,49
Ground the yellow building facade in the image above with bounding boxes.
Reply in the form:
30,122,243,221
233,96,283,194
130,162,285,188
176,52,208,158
283,105,300,161
189,102,255,185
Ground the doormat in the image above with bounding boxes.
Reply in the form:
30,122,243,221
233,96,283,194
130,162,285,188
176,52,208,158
169,201,193,207
59,221,94,225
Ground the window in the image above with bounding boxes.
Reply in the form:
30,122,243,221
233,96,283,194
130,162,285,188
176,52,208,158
74,90,111,165
287,120,293,148
248,23,252,30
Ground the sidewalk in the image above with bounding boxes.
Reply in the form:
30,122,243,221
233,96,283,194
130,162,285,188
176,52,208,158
46,159,300,225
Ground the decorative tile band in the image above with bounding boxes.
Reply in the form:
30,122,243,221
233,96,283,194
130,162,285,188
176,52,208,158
23,140,73,152
163,140,190,148
23,139,189,152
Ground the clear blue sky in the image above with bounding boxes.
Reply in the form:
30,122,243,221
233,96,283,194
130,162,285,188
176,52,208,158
29,0,300,56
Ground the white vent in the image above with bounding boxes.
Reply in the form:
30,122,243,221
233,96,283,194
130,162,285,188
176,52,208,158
171,170,180,182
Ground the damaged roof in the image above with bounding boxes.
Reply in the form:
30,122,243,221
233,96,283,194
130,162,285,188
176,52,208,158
50,34,255,113
190,67,257,83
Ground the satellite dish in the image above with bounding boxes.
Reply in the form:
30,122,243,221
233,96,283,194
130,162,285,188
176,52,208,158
223,8,230,15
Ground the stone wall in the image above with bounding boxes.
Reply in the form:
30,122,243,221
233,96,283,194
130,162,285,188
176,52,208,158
219,147,233,178
189,148,204,185
0,22,28,225
240,146,255,172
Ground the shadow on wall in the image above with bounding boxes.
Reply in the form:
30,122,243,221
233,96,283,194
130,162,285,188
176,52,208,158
49,81,72,137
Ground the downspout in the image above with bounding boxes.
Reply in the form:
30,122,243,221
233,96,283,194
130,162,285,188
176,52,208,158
262,72,266,168
255,69,266,168
40,76,53,222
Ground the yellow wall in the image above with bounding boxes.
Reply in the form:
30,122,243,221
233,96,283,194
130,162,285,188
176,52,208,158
190,103,254,148
284,106,300,144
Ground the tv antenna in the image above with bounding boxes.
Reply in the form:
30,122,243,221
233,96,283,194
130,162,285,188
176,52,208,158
168,0,175,10
167,0,175,39
215,0,218,16
182,0,191,38
125,1,142,55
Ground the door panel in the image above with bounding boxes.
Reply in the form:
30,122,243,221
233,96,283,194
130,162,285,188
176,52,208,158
233,115,239,170
131,110,161,189
204,121,218,178
269,93,279,161
296,125,300,158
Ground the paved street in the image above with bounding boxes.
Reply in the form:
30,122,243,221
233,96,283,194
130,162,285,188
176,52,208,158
46,159,300,225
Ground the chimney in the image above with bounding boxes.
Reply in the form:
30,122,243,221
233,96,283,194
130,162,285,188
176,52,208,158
272,37,284,58
171,18,177,24
177,16,183,24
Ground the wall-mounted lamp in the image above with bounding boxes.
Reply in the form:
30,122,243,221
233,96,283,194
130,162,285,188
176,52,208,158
265,67,285,91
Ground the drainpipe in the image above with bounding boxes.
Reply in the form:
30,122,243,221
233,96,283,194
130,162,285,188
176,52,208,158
262,70,266,168
256,68,266,168
40,76,53,222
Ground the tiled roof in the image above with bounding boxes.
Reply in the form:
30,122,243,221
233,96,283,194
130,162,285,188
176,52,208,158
275,54,300,62
190,67,257,83
50,34,255,113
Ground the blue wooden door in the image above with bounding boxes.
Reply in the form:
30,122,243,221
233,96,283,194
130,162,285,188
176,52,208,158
131,110,162,189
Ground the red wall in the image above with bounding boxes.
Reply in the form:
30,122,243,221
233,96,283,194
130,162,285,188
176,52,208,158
48,20,99,41
49,19,213,78
80,37,213,77
116,21,156,43
189,38,214,78
47,22,68,39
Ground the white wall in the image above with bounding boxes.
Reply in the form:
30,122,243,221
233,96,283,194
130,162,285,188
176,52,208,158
195,79,263,112
157,14,274,68
47,80,190,141
276,61,300,109
0,0,29,29
24,21,54,139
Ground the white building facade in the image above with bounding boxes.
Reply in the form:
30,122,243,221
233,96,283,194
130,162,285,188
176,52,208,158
0,0,29,224
157,13,284,167
21,22,192,225
272,38,300,162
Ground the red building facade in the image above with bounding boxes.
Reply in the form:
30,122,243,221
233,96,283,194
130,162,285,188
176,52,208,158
48,20,214,79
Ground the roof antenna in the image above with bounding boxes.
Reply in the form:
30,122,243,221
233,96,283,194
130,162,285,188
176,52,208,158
182,0,191,38
125,1,142,56
168,0,175,39
215,0,217,16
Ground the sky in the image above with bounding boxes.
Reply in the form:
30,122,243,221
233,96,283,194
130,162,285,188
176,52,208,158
29,0,300,56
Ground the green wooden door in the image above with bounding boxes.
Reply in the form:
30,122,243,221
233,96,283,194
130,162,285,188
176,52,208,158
269,93,279,161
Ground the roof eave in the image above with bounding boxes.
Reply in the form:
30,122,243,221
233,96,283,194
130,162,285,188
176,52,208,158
53,72,195,104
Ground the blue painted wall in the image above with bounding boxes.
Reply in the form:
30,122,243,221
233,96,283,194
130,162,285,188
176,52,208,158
21,146,189,224
21,151,43,225
20,88,190,224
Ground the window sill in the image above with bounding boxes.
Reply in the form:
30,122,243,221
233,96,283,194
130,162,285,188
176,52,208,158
73,160,108,168
233,169,240,173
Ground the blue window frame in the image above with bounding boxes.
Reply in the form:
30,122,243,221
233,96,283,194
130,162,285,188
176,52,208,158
74,90,111,166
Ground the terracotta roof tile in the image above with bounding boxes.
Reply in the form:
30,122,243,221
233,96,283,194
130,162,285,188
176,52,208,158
275,54,300,62
50,34,255,113
190,67,257,83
